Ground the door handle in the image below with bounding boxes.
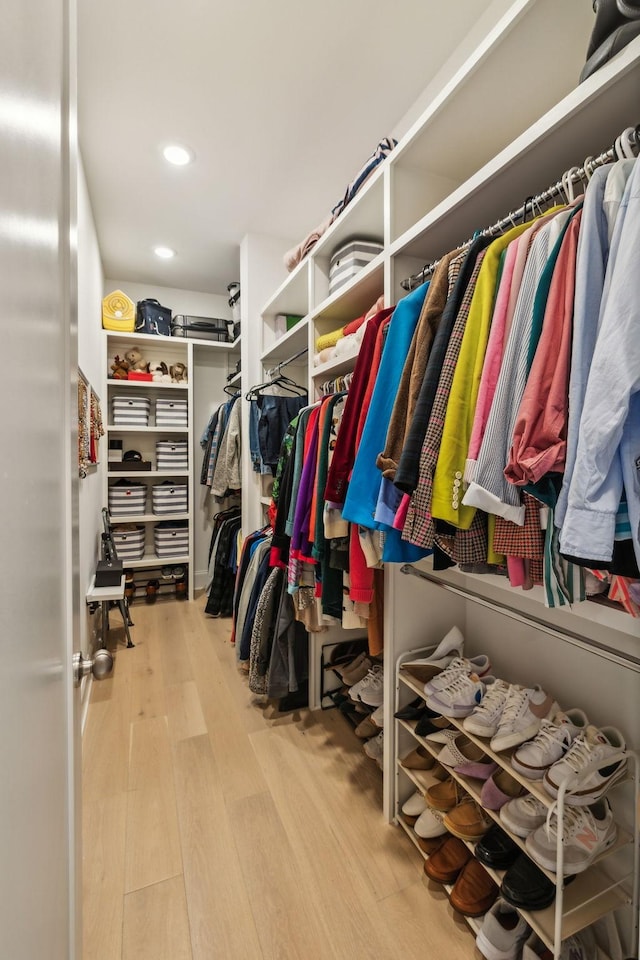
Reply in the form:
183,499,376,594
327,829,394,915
72,648,113,687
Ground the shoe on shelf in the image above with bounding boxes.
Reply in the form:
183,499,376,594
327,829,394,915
145,578,159,604
358,669,385,707
525,798,617,875
475,824,520,870
425,776,466,812
543,725,627,805
341,655,373,686
394,696,428,720
463,678,511,738
424,653,492,697
401,625,465,683
500,854,557,911
426,672,490,718
490,685,558,753
415,713,452,738
480,769,526,811
370,704,384,728
349,664,383,702
401,789,427,819
324,639,368,671
511,709,589,780
175,577,187,600
475,898,530,960
124,569,136,600
423,835,471,884
414,806,448,839
416,833,450,856
354,716,378,739
363,730,384,763
443,797,493,841
522,927,597,960
437,733,489,770
499,793,548,838
449,859,499,917
399,745,435,770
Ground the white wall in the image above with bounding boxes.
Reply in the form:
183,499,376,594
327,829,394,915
77,155,106,685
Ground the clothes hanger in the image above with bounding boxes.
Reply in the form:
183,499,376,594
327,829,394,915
223,384,239,397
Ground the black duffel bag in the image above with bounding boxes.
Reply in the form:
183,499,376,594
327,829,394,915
135,298,172,336
581,0,640,81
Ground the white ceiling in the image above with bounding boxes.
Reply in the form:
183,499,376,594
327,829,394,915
78,0,504,295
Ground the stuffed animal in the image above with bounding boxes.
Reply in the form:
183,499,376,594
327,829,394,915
110,355,130,379
124,348,149,372
150,360,172,383
170,362,188,383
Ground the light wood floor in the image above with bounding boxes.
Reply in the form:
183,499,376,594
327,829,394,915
82,595,477,960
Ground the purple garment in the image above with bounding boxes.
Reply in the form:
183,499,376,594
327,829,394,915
291,410,320,557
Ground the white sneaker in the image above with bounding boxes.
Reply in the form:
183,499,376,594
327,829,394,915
359,669,384,707
463,678,511,738
370,704,384,728
423,654,491,696
349,664,383,702
363,730,384,763
525,798,617,875
543,725,627,805
499,794,547,838
511,709,589,779
425,672,487,718
476,898,530,960
402,626,465,682
490,685,558,752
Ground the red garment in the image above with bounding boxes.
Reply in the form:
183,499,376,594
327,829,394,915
324,308,393,503
355,316,391,450
349,525,374,604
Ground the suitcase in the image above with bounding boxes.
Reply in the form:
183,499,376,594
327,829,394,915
328,239,383,296
135,298,172,336
171,315,231,342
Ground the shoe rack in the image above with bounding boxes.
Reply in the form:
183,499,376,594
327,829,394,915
393,645,640,960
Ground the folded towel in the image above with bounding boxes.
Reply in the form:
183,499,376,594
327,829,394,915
316,328,344,352
314,347,336,366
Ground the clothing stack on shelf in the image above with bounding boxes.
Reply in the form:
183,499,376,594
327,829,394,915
336,153,640,616
396,626,634,960
313,294,385,367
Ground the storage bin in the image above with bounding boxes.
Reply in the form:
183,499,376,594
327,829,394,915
152,481,188,515
108,479,147,516
111,524,145,561
154,520,189,558
171,315,230,341
156,440,188,470
112,395,151,426
156,398,188,427
328,239,383,296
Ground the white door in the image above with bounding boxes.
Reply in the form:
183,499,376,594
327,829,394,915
0,0,81,957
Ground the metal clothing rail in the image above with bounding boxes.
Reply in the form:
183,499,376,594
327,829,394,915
400,563,640,673
400,124,640,291
266,346,308,378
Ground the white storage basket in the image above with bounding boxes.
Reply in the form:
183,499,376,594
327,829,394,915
112,395,151,426
328,239,383,296
156,440,188,470
154,521,189,558
108,480,147,516
112,524,145,561
152,481,188,515
155,398,188,427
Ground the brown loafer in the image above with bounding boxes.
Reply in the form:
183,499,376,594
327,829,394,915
443,797,493,841
425,777,466,812
399,745,435,770
423,835,472,884
448,859,498,917
415,833,450,856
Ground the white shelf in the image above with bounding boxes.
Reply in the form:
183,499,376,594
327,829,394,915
123,553,189,570
107,426,188,433
106,330,235,350
310,253,384,327
260,316,309,364
109,513,188,523
260,258,310,318
227,371,242,387
107,379,188,391
312,349,359,381
310,170,385,263
107,470,188,478
85,573,125,603
260,496,271,507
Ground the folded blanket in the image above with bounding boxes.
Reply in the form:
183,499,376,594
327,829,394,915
314,347,336,366
284,212,333,272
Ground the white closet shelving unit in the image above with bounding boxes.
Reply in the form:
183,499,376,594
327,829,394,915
103,330,240,600
242,3,640,955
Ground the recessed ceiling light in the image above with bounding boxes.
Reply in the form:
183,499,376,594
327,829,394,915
154,246,175,259
162,144,194,166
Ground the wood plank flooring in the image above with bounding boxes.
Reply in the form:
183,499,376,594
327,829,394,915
82,595,477,960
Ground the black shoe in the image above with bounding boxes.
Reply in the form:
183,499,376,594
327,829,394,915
278,682,309,712
475,824,520,870
394,697,426,720
500,854,558,911
415,714,451,738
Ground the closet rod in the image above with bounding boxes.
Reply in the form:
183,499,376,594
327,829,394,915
266,346,308,378
400,123,640,291
399,563,640,674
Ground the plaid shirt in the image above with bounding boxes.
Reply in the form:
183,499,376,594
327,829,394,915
402,250,487,549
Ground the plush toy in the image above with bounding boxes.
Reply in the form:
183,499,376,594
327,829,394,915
124,348,149,372
170,362,188,383
110,354,130,379
150,360,172,383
